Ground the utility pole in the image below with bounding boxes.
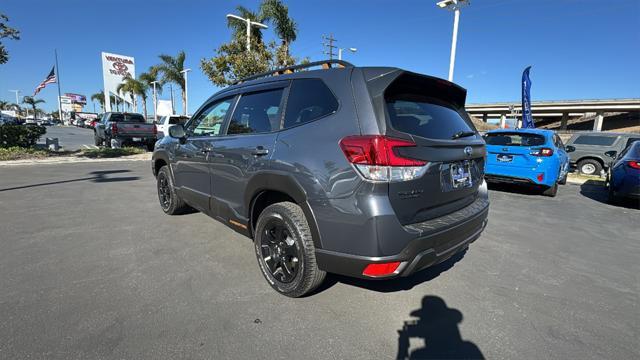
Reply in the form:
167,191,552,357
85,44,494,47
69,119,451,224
322,34,337,60
180,68,191,116
151,81,159,123
9,90,20,105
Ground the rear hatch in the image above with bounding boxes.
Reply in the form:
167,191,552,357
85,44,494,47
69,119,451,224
364,70,485,225
112,113,155,137
484,132,546,169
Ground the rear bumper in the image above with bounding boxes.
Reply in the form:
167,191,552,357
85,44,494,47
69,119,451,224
315,192,489,279
485,165,557,187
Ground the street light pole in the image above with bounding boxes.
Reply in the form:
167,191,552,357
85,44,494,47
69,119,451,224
226,14,268,52
151,81,158,122
338,47,357,60
437,0,468,82
9,90,20,105
180,69,191,116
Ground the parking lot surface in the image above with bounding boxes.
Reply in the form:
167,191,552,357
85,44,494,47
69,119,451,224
0,161,638,359
38,126,96,151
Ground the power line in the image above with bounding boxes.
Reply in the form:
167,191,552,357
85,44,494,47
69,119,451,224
322,34,337,60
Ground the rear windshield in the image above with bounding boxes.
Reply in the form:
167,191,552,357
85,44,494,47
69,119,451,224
109,113,145,122
572,135,616,146
386,96,474,140
484,132,546,147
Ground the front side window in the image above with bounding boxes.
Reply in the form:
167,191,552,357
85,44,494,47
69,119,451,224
227,88,284,135
572,135,616,146
283,79,338,129
484,132,546,147
189,98,234,137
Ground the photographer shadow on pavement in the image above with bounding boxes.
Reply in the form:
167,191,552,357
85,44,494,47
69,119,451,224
397,296,484,360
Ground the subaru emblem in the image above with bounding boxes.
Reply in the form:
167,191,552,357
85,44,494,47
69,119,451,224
464,146,473,157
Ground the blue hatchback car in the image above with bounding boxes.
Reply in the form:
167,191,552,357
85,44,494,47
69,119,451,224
483,129,570,197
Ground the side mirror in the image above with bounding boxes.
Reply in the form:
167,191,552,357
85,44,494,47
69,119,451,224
168,124,187,143
565,145,575,152
604,150,617,158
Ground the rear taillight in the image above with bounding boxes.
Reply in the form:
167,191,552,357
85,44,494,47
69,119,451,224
362,262,401,277
111,122,118,135
339,135,428,182
530,147,554,157
627,161,640,169
152,125,157,135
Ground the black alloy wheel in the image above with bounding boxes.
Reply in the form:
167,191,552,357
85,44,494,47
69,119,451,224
157,171,172,211
259,218,301,283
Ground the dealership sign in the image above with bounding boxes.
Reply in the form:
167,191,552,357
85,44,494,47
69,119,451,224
101,52,135,112
65,93,87,105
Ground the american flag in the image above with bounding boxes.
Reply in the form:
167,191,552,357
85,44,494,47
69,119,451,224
33,67,57,96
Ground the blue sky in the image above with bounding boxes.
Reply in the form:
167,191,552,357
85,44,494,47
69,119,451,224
1,0,639,113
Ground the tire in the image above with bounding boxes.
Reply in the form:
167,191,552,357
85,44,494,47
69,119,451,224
542,182,558,197
94,136,102,147
578,159,602,176
607,175,618,204
558,167,567,185
254,202,326,297
156,166,191,215
146,142,155,152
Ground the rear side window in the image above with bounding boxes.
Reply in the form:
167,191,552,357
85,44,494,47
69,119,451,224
572,135,616,146
386,96,474,140
168,116,189,125
109,113,145,122
283,79,338,129
484,133,546,147
228,89,284,135
625,138,640,149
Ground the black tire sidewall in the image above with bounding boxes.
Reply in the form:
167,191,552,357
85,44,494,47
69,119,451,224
254,205,308,296
157,167,177,214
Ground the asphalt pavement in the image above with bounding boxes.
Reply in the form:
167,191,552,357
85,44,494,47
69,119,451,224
0,161,638,359
38,126,97,151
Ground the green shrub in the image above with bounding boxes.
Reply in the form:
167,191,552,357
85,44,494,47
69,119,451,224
0,124,47,148
0,146,49,161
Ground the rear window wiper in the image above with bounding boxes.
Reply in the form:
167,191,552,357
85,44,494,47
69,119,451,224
451,130,476,140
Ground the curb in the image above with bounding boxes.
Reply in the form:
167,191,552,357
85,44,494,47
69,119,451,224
0,154,151,166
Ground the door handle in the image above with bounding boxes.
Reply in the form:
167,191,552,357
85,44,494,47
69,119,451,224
251,146,269,156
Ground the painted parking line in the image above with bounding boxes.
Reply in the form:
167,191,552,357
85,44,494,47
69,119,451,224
82,145,99,150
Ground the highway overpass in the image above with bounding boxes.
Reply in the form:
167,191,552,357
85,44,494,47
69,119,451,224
466,98,640,131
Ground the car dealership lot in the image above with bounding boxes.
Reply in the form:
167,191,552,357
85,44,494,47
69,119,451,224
0,161,638,359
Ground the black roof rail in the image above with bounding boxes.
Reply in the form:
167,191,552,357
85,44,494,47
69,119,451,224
232,59,354,85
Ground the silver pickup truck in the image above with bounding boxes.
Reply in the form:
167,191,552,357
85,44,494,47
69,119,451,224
94,112,157,150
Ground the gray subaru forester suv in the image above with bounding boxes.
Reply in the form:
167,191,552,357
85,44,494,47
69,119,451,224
152,60,489,297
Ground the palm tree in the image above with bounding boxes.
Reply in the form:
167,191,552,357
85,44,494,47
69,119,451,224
22,96,45,119
260,0,297,66
0,100,7,110
91,92,105,112
117,76,150,119
139,68,163,119
154,51,188,115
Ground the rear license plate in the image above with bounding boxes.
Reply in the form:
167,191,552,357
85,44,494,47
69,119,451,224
132,137,141,142
451,162,472,189
497,154,513,162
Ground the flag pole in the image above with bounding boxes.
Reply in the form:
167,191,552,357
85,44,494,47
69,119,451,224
55,49,63,122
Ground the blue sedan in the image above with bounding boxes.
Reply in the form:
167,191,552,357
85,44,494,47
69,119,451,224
607,140,640,203
483,128,570,197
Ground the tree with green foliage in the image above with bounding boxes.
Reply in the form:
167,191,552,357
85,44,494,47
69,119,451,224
22,97,45,119
153,51,188,115
200,1,304,86
117,76,149,119
260,0,297,66
0,13,20,65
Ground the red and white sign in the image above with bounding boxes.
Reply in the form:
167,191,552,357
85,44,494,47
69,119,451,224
101,52,135,112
